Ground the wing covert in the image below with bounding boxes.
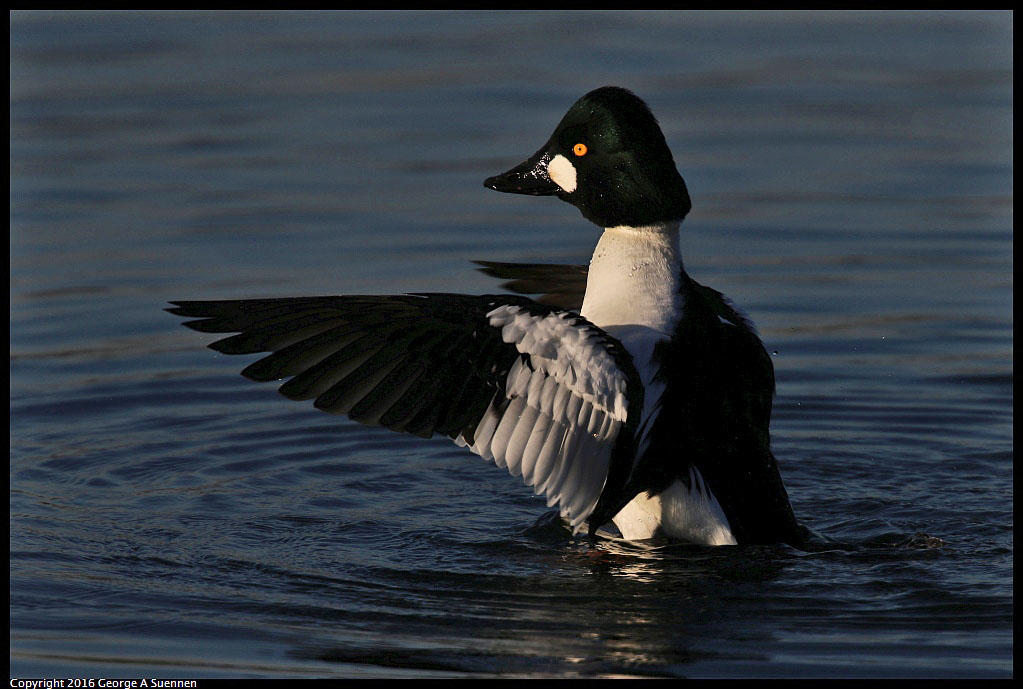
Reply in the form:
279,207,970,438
474,261,588,311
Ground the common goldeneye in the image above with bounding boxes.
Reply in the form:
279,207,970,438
169,86,804,547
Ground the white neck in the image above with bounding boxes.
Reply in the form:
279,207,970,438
580,222,683,334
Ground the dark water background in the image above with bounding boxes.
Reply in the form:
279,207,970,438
10,11,1012,678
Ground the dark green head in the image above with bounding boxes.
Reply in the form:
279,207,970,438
485,86,692,228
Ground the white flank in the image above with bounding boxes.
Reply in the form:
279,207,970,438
614,469,736,545
547,154,577,194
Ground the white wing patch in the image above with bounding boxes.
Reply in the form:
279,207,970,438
453,305,630,532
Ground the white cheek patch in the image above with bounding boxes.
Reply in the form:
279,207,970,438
547,154,577,194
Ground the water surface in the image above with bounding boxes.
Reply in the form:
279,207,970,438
10,10,1012,678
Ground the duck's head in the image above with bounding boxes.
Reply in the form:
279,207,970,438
485,86,692,229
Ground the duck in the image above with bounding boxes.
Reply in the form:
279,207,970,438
169,86,804,547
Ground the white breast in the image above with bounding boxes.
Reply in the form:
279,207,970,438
580,223,683,333
580,223,683,457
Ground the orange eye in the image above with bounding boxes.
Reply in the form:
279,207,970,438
573,143,588,157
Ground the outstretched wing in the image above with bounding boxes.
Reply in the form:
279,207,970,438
474,261,588,311
168,294,643,532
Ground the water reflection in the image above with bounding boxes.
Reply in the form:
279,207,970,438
280,528,802,676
